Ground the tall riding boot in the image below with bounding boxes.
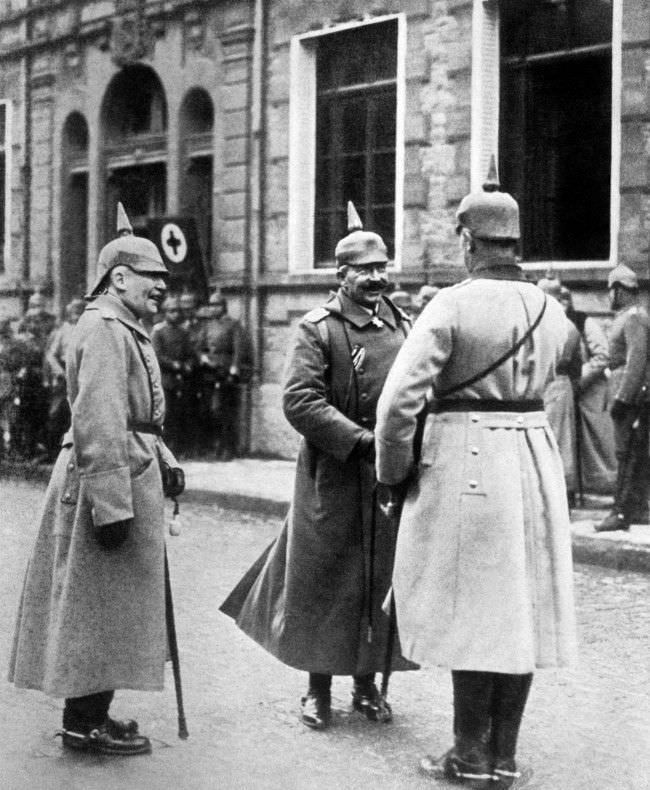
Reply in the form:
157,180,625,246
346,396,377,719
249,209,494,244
300,673,332,729
420,671,495,788
490,673,533,788
596,460,630,531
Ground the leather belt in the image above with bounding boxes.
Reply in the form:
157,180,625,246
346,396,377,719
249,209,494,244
127,421,163,435
429,399,544,414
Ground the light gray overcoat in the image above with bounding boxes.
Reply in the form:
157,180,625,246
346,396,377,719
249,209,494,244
376,270,578,674
8,294,173,698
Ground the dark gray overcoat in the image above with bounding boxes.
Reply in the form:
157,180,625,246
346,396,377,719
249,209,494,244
221,290,414,675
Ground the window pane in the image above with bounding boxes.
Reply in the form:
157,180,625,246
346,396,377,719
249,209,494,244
501,0,612,57
340,155,365,207
317,20,397,90
373,92,396,150
340,98,367,154
373,207,394,259
372,153,395,205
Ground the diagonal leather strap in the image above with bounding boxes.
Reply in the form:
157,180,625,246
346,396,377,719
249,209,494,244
438,295,547,399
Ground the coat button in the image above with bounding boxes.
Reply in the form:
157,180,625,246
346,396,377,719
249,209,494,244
471,415,480,422
360,393,369,401
62,492,72,502
68,462,74,470
517,415,524,424
468,480,478,489
471,446,479,455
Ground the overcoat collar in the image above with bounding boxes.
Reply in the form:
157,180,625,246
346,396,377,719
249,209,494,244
326,289,397,329
85,293,151,340
468,263,526,282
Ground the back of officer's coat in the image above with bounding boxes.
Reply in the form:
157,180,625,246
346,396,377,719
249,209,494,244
376,274,578,674
8,294,168,698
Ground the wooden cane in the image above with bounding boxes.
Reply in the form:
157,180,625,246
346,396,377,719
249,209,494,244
164,548,189,739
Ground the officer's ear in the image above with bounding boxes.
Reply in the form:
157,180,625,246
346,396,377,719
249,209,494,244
459,227,475,254
336,264,348,281
109,265,130,293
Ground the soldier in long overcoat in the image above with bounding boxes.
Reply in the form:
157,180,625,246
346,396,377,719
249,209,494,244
596,263,650,531
221,204,414,730
8,204,176,756
375,164,577,789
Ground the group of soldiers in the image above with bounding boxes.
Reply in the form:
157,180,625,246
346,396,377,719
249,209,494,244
6,162,647,790
0,284,250,464
151,289,250,460
0,293,84,461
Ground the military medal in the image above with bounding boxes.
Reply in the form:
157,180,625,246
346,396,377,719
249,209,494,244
371,316,384,328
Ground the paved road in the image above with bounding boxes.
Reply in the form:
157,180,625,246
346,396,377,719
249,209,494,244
1,479,649,789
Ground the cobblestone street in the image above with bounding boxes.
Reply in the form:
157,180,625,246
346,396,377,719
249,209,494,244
2,478,649,790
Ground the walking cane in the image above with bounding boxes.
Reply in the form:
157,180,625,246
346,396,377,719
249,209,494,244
164,548,189,739
379,486,404,699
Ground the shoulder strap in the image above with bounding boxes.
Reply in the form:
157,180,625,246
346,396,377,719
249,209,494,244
438,295,547,398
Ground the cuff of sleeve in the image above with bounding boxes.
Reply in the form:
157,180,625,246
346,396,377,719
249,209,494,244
80,466,134,526
376,439,413,485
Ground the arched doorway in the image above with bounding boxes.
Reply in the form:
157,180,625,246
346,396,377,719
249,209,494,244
61,112,89,304
179,87,214,273
101,64,168,240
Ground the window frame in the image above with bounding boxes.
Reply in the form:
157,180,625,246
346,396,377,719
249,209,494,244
472,0,621,273
0,99,11,276
288,14,406,275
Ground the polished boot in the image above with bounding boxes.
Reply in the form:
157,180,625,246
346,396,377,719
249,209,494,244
420,671,494,788
351,673,392,723
59,691,151,756
595,509,629,532
300,673,332,729
489,673,533,788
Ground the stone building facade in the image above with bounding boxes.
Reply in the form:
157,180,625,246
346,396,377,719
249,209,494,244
0,0,643,456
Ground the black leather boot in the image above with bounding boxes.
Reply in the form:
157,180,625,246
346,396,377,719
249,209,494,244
489,673,533,788
300,673,332,729
351,673,392,723
420,671,494,788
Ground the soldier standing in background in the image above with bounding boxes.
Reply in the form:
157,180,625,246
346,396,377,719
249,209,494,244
9,203,176,756
197,291,244,461
221,203,415,730
596,264,650,531
44,298,86,461
179,290,204,455
537,272,583,506
375,163,577,788
152,295,196,456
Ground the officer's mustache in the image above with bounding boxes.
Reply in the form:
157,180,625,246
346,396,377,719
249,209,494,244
362,277,389,291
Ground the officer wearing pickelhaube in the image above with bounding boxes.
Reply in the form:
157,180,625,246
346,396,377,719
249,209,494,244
9,203,181,756
221,202,415,730
375,157,577,788
596,263,650,531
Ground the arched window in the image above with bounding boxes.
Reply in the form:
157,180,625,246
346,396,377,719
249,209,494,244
179,87,214,271
101,65,168,239
61,112,89,303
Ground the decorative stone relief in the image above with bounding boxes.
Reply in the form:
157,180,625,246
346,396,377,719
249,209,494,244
111,0,154,66
184,10,204,51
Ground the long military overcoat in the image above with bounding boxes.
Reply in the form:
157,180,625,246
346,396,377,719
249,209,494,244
221,290,414,675
375,269,578,675
9,294,172,698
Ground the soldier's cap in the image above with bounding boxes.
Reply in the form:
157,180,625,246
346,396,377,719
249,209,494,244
607,263,638,291
88,202,169,297
455,156,520,241
335,202,389,268
537,269,562,298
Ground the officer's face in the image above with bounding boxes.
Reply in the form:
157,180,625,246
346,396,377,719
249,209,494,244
339,262,389,308
119,268,168,319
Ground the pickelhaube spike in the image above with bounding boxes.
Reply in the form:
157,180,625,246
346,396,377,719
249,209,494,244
347,201,363,232
116,202,133,237
482,154,500,193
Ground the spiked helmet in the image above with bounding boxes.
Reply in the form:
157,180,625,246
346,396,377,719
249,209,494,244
334,202,389,267
607,263,639,291
88,203,169,296
455,156,520,240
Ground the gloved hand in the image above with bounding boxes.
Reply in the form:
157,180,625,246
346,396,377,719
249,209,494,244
95,518,132,550
356,431,375,462
610,399,631,421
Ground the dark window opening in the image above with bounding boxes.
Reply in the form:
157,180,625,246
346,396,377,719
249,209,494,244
0,103,6,274
61,174,88,302
103,65,167,144
106,163,167,240
181,156,213,273
499,0,612,261
314,20,397,267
